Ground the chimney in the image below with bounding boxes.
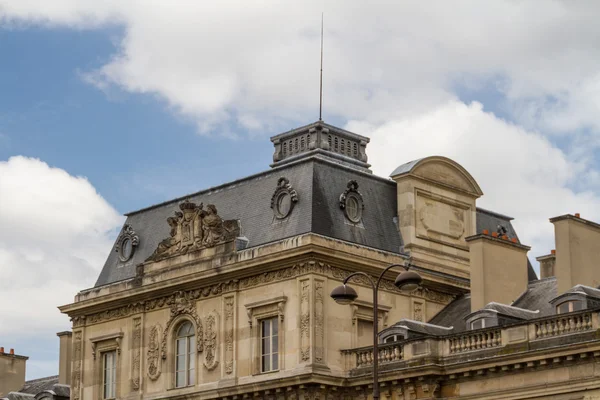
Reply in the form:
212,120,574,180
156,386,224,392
0,348,28,397
536,250,556,279
57,331,73,385
466,232,530,311
551,214,600,294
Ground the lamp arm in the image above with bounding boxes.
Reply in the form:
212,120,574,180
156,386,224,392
343,271,376,291
374,259,411,292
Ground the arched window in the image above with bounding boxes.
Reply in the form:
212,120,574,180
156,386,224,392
557,300,583,314
175,321,195,388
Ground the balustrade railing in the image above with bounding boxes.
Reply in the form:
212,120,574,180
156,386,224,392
342,342,403,368
448,329,502,354
534,311,593,339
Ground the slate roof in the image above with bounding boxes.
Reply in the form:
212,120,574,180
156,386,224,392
564,284,600,299
19,376,58,395
94,122,536,287
470,302,540,320
429,294,472,333
383,319,454,336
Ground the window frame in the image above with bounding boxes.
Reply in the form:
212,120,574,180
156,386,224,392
174,320,196,388
102,350,117,399
90,332,123,400
260,317,279,373
556,300,583,314
470,317,494,330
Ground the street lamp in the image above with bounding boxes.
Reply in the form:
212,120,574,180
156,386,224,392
330,260,422,400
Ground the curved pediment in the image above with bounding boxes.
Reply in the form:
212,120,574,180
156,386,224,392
391,156,483,197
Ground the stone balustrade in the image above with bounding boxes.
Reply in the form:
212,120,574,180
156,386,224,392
448,329,502,354
534,311,593,339
342,309,599,372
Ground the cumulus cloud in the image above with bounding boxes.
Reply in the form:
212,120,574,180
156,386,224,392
354,100,600,260
0,156,123,336
2,1,600,137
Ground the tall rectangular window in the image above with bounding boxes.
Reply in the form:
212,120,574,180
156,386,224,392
103,351,116,399
175,321,196,388
261,317,279,372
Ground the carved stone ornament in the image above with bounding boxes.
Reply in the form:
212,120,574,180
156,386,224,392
147,324,162,380
115,224,139,262
270,177,299,219
147,200,240,262
339,180,364,223
203,311,219,370
161,290,203,359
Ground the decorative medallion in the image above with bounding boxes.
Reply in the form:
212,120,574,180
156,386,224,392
339,180,364,223
271,177,299,219
147,201,240,262
115,224,139,262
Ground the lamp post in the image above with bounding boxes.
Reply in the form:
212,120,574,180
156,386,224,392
330,260,422,400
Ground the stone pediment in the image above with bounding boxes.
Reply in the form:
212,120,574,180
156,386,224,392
391,156,483,197
146,200,240,262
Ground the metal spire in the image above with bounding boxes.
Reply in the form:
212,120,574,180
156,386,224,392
319,12,324,121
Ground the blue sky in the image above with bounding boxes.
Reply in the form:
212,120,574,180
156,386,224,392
1,1,600,380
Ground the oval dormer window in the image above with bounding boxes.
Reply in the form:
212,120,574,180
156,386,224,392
556,300,583,314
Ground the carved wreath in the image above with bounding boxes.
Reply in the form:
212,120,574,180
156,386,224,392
339,180,364,223
115,224,139,262
270,177,299,219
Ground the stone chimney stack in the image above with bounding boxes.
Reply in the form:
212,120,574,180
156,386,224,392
551,214,600,294
467,231,530,311
0,347,28,396
537,250,556,279
57,331,73,385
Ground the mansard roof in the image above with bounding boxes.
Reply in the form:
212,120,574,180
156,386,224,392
95,122,535,287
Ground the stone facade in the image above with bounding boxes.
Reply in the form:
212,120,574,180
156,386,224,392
59,121,600,399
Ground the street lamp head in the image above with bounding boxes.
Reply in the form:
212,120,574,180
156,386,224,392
330,284,358,305
394,270,422,292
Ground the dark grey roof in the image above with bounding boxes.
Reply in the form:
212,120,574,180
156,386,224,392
471,302,540,320
96,156,402,287
389,158,424,177
565,284,600,299
428,294,472,333
512,277,557,317
476,207,538,281
1,393,34,400
384,319,454,336
20,376,58,395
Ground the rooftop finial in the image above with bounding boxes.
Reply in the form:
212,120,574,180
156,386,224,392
319,12,324,121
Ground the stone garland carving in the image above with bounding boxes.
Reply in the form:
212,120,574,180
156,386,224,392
74,262,454,328
270,177,299,219
147,200,241,262
413,302,424,322
147,324,162,380
314,281,325,363
71,331,82,400
131,317,142,390
300,280,311,362
224,297,235,375
161,290,203,359
204,311,219,371
115,224,139,262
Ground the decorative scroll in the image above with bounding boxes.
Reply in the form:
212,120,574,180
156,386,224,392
300,280,311,361
71,331,82,400
147,324,162,380
204,311,219,370
147,200,240,262
161,290,203,359
224,297,235,375
131,317,142,390
115,224,139,262
270,177,299,219
314,280,325,363
339,180,364,223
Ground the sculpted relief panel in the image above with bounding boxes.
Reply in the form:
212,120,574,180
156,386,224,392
415,191,471,248
147,200,240,262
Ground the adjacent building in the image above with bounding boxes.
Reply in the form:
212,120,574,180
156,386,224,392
58,121,600,399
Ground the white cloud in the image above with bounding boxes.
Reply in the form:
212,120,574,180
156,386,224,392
2,1,600,137
355,100,600,261
0,156,123,338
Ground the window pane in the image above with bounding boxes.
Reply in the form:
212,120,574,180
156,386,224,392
189,336,196,355
262,337,270,354
272,352,278,370
176,354,186,372
189,348,195,370
572,300,583,311
176,370,185,388
558,303,570,314
188,367,195,385
262,319,270,337
272,335,278,352
272,318,278,335
177,338,186,356
262,355,270,372
471,319,483,329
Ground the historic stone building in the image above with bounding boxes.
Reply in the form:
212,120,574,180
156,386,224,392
59,121,600,400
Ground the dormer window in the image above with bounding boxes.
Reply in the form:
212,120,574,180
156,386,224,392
470,317,494,330
383,334,404,344
556,300,583,314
